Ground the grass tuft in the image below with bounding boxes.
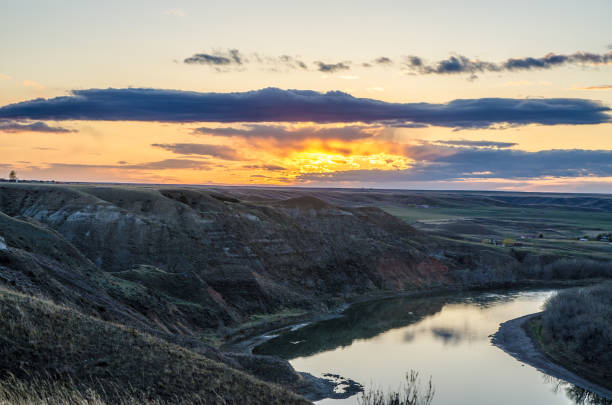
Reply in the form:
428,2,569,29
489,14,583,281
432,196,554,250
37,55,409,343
358,370,434,405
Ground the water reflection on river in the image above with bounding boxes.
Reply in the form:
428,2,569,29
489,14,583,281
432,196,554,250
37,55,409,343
255,290,610,405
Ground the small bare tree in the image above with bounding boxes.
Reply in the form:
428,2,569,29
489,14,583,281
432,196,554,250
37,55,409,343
9,170,17,182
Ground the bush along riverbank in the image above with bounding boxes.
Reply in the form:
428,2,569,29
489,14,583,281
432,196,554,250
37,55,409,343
526,281,612,391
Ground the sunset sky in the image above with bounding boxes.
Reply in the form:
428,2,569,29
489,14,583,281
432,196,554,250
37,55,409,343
1,1,611,192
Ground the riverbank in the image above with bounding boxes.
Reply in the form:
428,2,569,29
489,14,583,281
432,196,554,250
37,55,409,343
492,313,612,400
223,278,601,354
224,280,606,403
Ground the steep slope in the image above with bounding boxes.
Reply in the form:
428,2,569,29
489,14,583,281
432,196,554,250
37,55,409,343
0,210,236,338
0,210,350,401
0,286,310,405
0,184,476,331
0,211,148,327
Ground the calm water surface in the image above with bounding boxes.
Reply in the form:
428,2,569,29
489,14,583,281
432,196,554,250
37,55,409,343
255,289,609,405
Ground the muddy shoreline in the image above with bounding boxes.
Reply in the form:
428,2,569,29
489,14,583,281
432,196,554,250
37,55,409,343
492,312,612,400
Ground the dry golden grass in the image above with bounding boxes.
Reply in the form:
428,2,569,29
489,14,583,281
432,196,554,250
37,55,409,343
0,287,310,405
0,374,164,405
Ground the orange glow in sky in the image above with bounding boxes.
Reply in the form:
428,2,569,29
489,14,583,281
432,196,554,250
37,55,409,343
1,1,611,192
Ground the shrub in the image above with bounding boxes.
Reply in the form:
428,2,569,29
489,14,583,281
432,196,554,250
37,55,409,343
358,370,434,405
540,282,612,370
541,259,612,280
451,266,517,286
521,258,612,280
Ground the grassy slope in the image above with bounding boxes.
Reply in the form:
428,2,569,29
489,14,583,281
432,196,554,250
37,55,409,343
0,286,309,405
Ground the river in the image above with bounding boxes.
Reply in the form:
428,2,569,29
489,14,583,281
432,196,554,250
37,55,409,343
254,289,609,405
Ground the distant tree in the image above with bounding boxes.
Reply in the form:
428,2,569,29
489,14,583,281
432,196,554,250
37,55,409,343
8,170,17,181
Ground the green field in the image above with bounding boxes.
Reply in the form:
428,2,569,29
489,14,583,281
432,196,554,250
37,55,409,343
380,199,612,260
383,205,612,230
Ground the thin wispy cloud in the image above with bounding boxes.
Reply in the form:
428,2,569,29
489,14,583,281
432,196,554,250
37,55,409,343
402,51,612,78
185,49,308,72
193,124,380,141
162,8,185,17
375,57,393,65
363,57,393,67
22,80,44,90
243,164,286,171
1,88,609,128
255,54,308,71
314,61,351,73
0,120,75,133
152,143,242,160
434,140,517,149
182,49,612,78
580,84,612,90
48,159,210,171
184,49,245,71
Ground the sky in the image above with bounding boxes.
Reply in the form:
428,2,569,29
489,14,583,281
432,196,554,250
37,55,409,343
1,0,611,192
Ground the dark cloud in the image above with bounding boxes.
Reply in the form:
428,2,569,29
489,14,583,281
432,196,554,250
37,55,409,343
298,144,612,183
182,49,611,77
375,57,393,65
362,57,393,68
403,51,612,76
151,143,241,160
403,55,499,75
502,54,569,71
314,61,351,73
184,49,245,66
193,124,378,141
261,165,285,171
185,54,233,66
185,49,309,72
434,140,517,148
0,120,75,133
0,87,609,128
243,164,286,171
383,121,429,128
406,56,423,67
